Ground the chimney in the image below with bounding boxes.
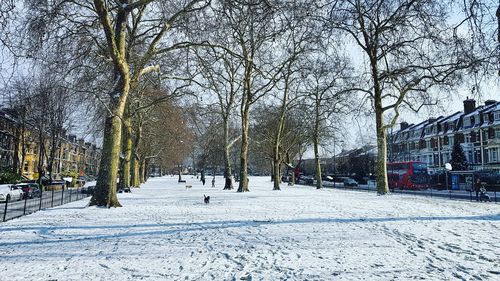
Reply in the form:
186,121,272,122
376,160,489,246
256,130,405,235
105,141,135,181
463,97,476,115
400,122,409,130
485,100,497,106
428,118,437,124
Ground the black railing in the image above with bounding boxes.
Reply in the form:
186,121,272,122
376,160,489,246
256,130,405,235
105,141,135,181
1,188,92,222
299,181,498,204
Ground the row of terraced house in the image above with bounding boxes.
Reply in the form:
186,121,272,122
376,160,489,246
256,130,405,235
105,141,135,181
0,108,101,180
389,99,500,174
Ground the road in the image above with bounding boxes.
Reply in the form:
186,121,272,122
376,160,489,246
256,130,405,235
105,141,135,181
1,188,90,222
301,181,498,203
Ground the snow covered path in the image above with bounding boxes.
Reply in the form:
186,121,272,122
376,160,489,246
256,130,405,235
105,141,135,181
0,176,498,280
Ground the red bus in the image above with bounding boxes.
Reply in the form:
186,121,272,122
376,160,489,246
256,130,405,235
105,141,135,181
387,161,429,190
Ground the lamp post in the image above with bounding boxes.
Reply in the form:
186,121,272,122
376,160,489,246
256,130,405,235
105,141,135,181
445,162,452,195
178,140,184,182
333,138,344,188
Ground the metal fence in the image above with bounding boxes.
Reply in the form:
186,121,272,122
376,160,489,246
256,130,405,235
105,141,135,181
1,188,92,222
302,181,498,203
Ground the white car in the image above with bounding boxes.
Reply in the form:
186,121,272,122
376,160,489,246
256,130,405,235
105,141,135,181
0,184,24,202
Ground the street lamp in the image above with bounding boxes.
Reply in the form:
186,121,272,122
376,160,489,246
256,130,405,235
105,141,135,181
178,140,184,182
333,139,345,188
445,162,452,194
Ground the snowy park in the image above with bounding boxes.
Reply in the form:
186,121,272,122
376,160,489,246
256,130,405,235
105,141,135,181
0,176,498,280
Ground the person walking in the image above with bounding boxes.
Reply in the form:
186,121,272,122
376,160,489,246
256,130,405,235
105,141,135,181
211,177,215,188
200,171,206,186
474,178,481,202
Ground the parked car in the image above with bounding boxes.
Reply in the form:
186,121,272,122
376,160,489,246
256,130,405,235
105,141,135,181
81,185,95,195
343,178,358,187
322,175,334,182
0,184,24,202
14,183,42,199
118,187,131,193
474,170,500,186
298,175,314,185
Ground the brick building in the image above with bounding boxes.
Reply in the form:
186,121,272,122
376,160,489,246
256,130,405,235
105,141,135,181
389,99,500,174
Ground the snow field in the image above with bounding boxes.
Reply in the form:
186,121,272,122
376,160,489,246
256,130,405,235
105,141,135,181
0,175,498,280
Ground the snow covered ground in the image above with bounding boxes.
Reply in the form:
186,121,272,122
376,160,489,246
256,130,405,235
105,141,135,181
0,176,498,281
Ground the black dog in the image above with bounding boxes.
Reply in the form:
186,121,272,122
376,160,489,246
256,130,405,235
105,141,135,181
204,195,210,204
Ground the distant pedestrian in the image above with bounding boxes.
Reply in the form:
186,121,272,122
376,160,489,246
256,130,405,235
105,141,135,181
211,177,215,188
201,177,206,186
474,178,481,201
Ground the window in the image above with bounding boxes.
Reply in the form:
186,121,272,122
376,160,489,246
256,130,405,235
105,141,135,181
464,117,471,127
495,112,500,121
490,148,498,162
465,134,471,143
474,115,479,125
449,123,455,131
484,113,489,122
449,137,454,146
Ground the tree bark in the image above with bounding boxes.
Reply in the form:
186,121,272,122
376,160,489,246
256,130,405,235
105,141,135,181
313,135,322,189
237,102,250,192
91,112,123,207
90,76,129,207
36,130,45,185
131,155,140,187
375,106,389,194
130,122,142,187
313,99,322,189
119,114,132,189
223,117,233,190
139,158,146,184
273,157,281,190
13,128,20,175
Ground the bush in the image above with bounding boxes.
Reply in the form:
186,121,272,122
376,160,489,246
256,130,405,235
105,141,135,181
0,168,21,184
61,170,79,187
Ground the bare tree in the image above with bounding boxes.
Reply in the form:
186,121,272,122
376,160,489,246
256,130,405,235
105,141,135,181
14,0,211,207
267,1,321,190
328,0,476,194
214,0,289,192
193,46,242,190
300,51,351,189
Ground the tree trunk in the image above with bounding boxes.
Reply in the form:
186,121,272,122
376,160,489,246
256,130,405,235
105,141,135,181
237,102,250,192
272,155,281,190
91,112,123,207
314,135,322,189
314,100,322,189
223,117,233,190
375,106,389,194
272,66,290,190
270,160,274,182
90,77,129,207
13,128,20,174
370,45,389,195
223,120,233,191
47,138,56,181
119,114,132,189
130,123,142,187
131,155,140,187
37,132,45,185
139,158,146,184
